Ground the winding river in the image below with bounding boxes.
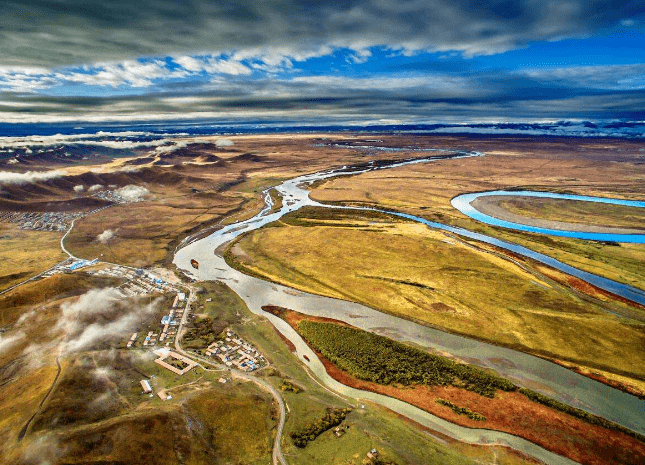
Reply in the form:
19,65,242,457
452,190,645,243
174,153,645,465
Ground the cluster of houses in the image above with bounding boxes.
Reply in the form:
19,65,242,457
127,291,189,348
205,329,266,372
139,378,173,401
91,188,141,204
88,265,179,296
40,257,99,279
0,210,85,231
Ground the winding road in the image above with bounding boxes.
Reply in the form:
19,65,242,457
173,282,288,465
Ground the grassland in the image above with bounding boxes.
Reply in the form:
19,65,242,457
309,139,645,289
227,208,645,385
0,223,66,291
64,133,451,269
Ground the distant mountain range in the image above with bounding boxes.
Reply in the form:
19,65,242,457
0,120,642,159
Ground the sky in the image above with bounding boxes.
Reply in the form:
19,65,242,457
0,1,644,124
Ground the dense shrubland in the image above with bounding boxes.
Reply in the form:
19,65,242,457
297,321,515,397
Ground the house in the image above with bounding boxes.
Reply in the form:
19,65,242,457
157,389,172,401
140,379,152,393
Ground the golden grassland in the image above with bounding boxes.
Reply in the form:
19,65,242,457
5,382,276,465
65,133,446,268
309,145,645,288
0,223,66,291
228,210,645,383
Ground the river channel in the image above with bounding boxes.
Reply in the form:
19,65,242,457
174,152,645,465
452,190,645,243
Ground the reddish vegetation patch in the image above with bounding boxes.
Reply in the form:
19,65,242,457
562,275,645,311
430,302,456,312
273,306,645,465
263,305,355,329
274,327,296,352
551,360,645,400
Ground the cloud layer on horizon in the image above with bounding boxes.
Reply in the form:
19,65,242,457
0,1,643,123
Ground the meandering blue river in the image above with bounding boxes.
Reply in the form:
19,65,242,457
451,190,645,243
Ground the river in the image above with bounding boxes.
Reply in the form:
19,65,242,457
173,152,645,465
451,190,645,243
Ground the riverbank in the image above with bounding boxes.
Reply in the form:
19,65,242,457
265,305,645,465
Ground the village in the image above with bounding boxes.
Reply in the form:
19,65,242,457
113,275,268,404
0,210,86,231
89,264,180,296
204,329,266,373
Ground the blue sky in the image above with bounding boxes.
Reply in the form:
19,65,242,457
0,1,643,123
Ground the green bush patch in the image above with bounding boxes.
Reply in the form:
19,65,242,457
290,407,352,448
435,398,486,421
297,320,515,397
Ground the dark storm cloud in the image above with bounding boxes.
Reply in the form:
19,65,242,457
0,0,642,66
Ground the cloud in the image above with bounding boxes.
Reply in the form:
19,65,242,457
0,331,25,352
115,185,150,202
20,434,61,465
1,55,643,124
173,55,252,75
0,169,67,185
215,138,234,147
0,131,169,149
0,1,641,69
96,229,116,244
56,288,161,354
88,184,104,192
73,184,84,192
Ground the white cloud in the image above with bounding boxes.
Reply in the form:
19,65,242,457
173,55,253,76
88,184,104,192
73,184,84,192
215,138,234,147
0,169,67,185
116,185,150,202
0,331,26,352
96,229,116,244
0,131,167,149
56,287,161,354
57,60,186,88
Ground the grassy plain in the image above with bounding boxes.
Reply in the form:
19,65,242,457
227,208,645,384
2,134,583,464
309,136,645,288
0,223,65,291
64,134,446,268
